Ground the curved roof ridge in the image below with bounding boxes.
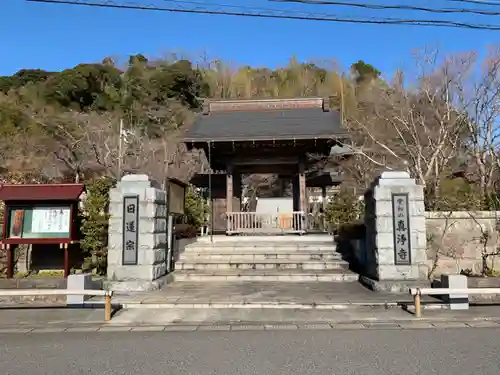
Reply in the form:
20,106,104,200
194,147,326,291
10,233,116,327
203,97,328,114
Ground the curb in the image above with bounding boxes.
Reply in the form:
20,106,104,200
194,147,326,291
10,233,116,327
1,318,500,334
118,301,448,310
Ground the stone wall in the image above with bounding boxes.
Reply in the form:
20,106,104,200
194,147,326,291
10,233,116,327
426,211,500,276
338,169,500,280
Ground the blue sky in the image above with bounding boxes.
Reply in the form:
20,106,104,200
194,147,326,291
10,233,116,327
2,0,499,77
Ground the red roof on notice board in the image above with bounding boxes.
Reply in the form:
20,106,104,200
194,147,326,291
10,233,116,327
0,184,85,201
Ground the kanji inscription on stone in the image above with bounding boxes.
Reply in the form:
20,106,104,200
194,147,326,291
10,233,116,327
122,195,139,265
391,193,412,265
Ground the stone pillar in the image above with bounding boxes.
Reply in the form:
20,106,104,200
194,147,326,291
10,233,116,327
107,174,168,291
364,171,427,281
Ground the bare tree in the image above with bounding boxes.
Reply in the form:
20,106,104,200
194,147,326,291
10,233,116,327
343,49,469,195
455,47,500,201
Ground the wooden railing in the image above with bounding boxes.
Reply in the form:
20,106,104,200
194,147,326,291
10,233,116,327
306,213,329,233
0,289,114,321
227,212,306,234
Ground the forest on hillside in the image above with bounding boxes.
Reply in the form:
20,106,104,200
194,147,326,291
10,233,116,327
1,49,500,210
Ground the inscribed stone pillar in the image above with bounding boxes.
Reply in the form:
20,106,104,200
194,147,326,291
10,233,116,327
364,171,427,280
106,174,168,291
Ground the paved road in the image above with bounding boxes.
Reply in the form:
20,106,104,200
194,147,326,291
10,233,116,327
1,328,500,375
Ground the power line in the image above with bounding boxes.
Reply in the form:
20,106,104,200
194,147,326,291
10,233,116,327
270,0,500,15
447,0,500,6
26,0,500,30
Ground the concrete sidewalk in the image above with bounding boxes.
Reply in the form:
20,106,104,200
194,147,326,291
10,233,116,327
87,281,440,309
108,305,500,326
2,280,499,332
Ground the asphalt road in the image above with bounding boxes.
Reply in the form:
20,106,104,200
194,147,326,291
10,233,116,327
1,328,499,375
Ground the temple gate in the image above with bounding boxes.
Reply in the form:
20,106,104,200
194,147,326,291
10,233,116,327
185,97,348,235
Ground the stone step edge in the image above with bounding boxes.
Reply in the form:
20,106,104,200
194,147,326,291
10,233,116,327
178,258,344,262
186,247,337,250
174,269,355,274
176,260,348,265
180,256,344,260
117,301,449,310
182,251,340,254
173,276,360,282
182,252,342,256
188,244,337,247
187,247,337,250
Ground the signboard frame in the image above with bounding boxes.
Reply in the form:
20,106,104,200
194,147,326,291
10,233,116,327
0,183,85,279
165,178,187,274
166,178,187,216
2,202,81,246
6,205,72,240
122,194,139,266
391,192,412,265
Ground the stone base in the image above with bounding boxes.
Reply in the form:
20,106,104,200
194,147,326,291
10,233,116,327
0,277,67,289
104,274,174,292
360,276,431,293
441,274,468,310
107,264,167,281
67,274,93,306
378,265,425,280
467,277,500,302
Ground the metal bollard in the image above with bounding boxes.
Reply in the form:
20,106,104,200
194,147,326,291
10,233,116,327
414,289,422,318
104,293,112,322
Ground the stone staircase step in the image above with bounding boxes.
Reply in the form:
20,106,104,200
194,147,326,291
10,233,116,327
176,260,349,271
187,240,334,247
185,245,337,252
184,246,337,254
183,246,337,252
174,269,358,282
179,253,343,262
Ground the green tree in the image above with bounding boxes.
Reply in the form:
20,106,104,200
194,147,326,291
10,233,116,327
350,60,381,84
42,63,122,111
0,69,54,94
324,189,364,234
80,176,116,275
184,186,208,229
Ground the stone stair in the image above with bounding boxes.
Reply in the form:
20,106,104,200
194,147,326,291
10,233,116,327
174,239,358,282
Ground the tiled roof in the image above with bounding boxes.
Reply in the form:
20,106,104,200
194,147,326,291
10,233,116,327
184,98,345,142
0,184,84,201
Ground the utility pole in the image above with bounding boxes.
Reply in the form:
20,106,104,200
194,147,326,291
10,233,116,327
339,73,345,125
208,141,213,244
117,118,123,179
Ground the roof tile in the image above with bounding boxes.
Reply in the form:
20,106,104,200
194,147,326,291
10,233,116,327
185,108,344,142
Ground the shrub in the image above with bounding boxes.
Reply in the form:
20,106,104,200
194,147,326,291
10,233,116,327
184,185,208,229
324,189,364,234
80,176,115,275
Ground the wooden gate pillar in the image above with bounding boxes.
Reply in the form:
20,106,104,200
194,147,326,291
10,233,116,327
226,165,234,233
226,170,233,214
298,161,307,213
